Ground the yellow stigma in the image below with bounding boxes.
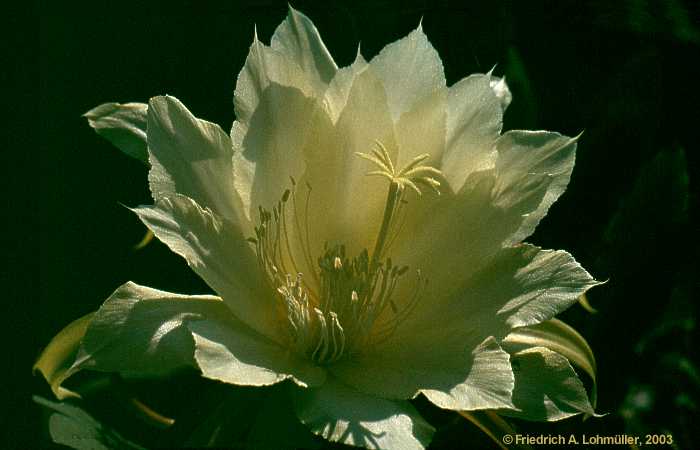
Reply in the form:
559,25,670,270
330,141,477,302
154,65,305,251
249,141,441,366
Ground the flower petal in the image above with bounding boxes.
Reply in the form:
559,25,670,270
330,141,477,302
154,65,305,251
301,68,399,256
234,32,310,126
503,318,598,409
271,6,337,91
323,49,368,123
335,240,597,411
71,282,227,376
369,24,445,121
393,130,576,303
494,130,579,244
394,86,447,169
188,316,326,389
442,74,503,190
232,83,316,221
489,75,512,112
420,337,515,411
132,194,280,340
147,95,245,224
454,244,600,334
84,102,148,163
498,347,596,421
34,313,94,400
391,169,547,305
292,378,435,450
331,335,514,411
492,245,600,329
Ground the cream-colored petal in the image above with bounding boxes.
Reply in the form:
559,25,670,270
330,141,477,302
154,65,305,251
494,130,578,245
147,95,246,225
301,68,399,256
84,102,148,163
369,24,445,121
292,378,434,450
233,33,311,126
334,244,596,410
489,74,512,112
232,84,316,221
189,316,326,389
498,346,595,421
504,318,598,410
410,244,599,342
332,336,514,412
392,129,575,303
271,6,337,91
487,245,601,329
231,30,315,220
70,282,228,376
381,244,598,378
442,74,503,191
421,337,515,411
132,194,281,341
390,169,547,305
394,86,447,169
323,49,368,123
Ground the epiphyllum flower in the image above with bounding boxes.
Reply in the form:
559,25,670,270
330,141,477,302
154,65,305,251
37,7,601,450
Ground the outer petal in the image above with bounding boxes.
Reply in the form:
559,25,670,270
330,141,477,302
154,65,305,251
344,244,597,406
188,315,326,389
271,6,337,91
442,74,503,190
498,347,595,421
459,244,600,333
71,282,228,376
489,75,512,111
292,378,435,450
369,24,446,121
420,337,515,411
84,102,148,163
233,32,311,126
34,314,94,400
147,95,246,225
494,130,578,244
391,169,548,306
393,131,575,303
332,336,514,412
132,194,280,341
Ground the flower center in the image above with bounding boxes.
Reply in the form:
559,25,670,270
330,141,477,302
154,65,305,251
248,141,442,365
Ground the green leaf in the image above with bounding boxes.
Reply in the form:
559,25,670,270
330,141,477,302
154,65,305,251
84,102,149,163
33,396,145,450
34,313,94,400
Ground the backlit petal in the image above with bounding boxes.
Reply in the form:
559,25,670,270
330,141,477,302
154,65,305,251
133,194,280,340
293,378,434,450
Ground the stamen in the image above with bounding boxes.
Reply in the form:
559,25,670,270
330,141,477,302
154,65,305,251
248,144,440,365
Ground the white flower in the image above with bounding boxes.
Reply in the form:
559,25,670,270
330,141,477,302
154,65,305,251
37,7,601,449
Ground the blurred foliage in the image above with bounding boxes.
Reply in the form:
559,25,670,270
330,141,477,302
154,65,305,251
32,0,699,448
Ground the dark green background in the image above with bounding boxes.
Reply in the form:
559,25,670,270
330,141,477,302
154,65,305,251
31,0,698,448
